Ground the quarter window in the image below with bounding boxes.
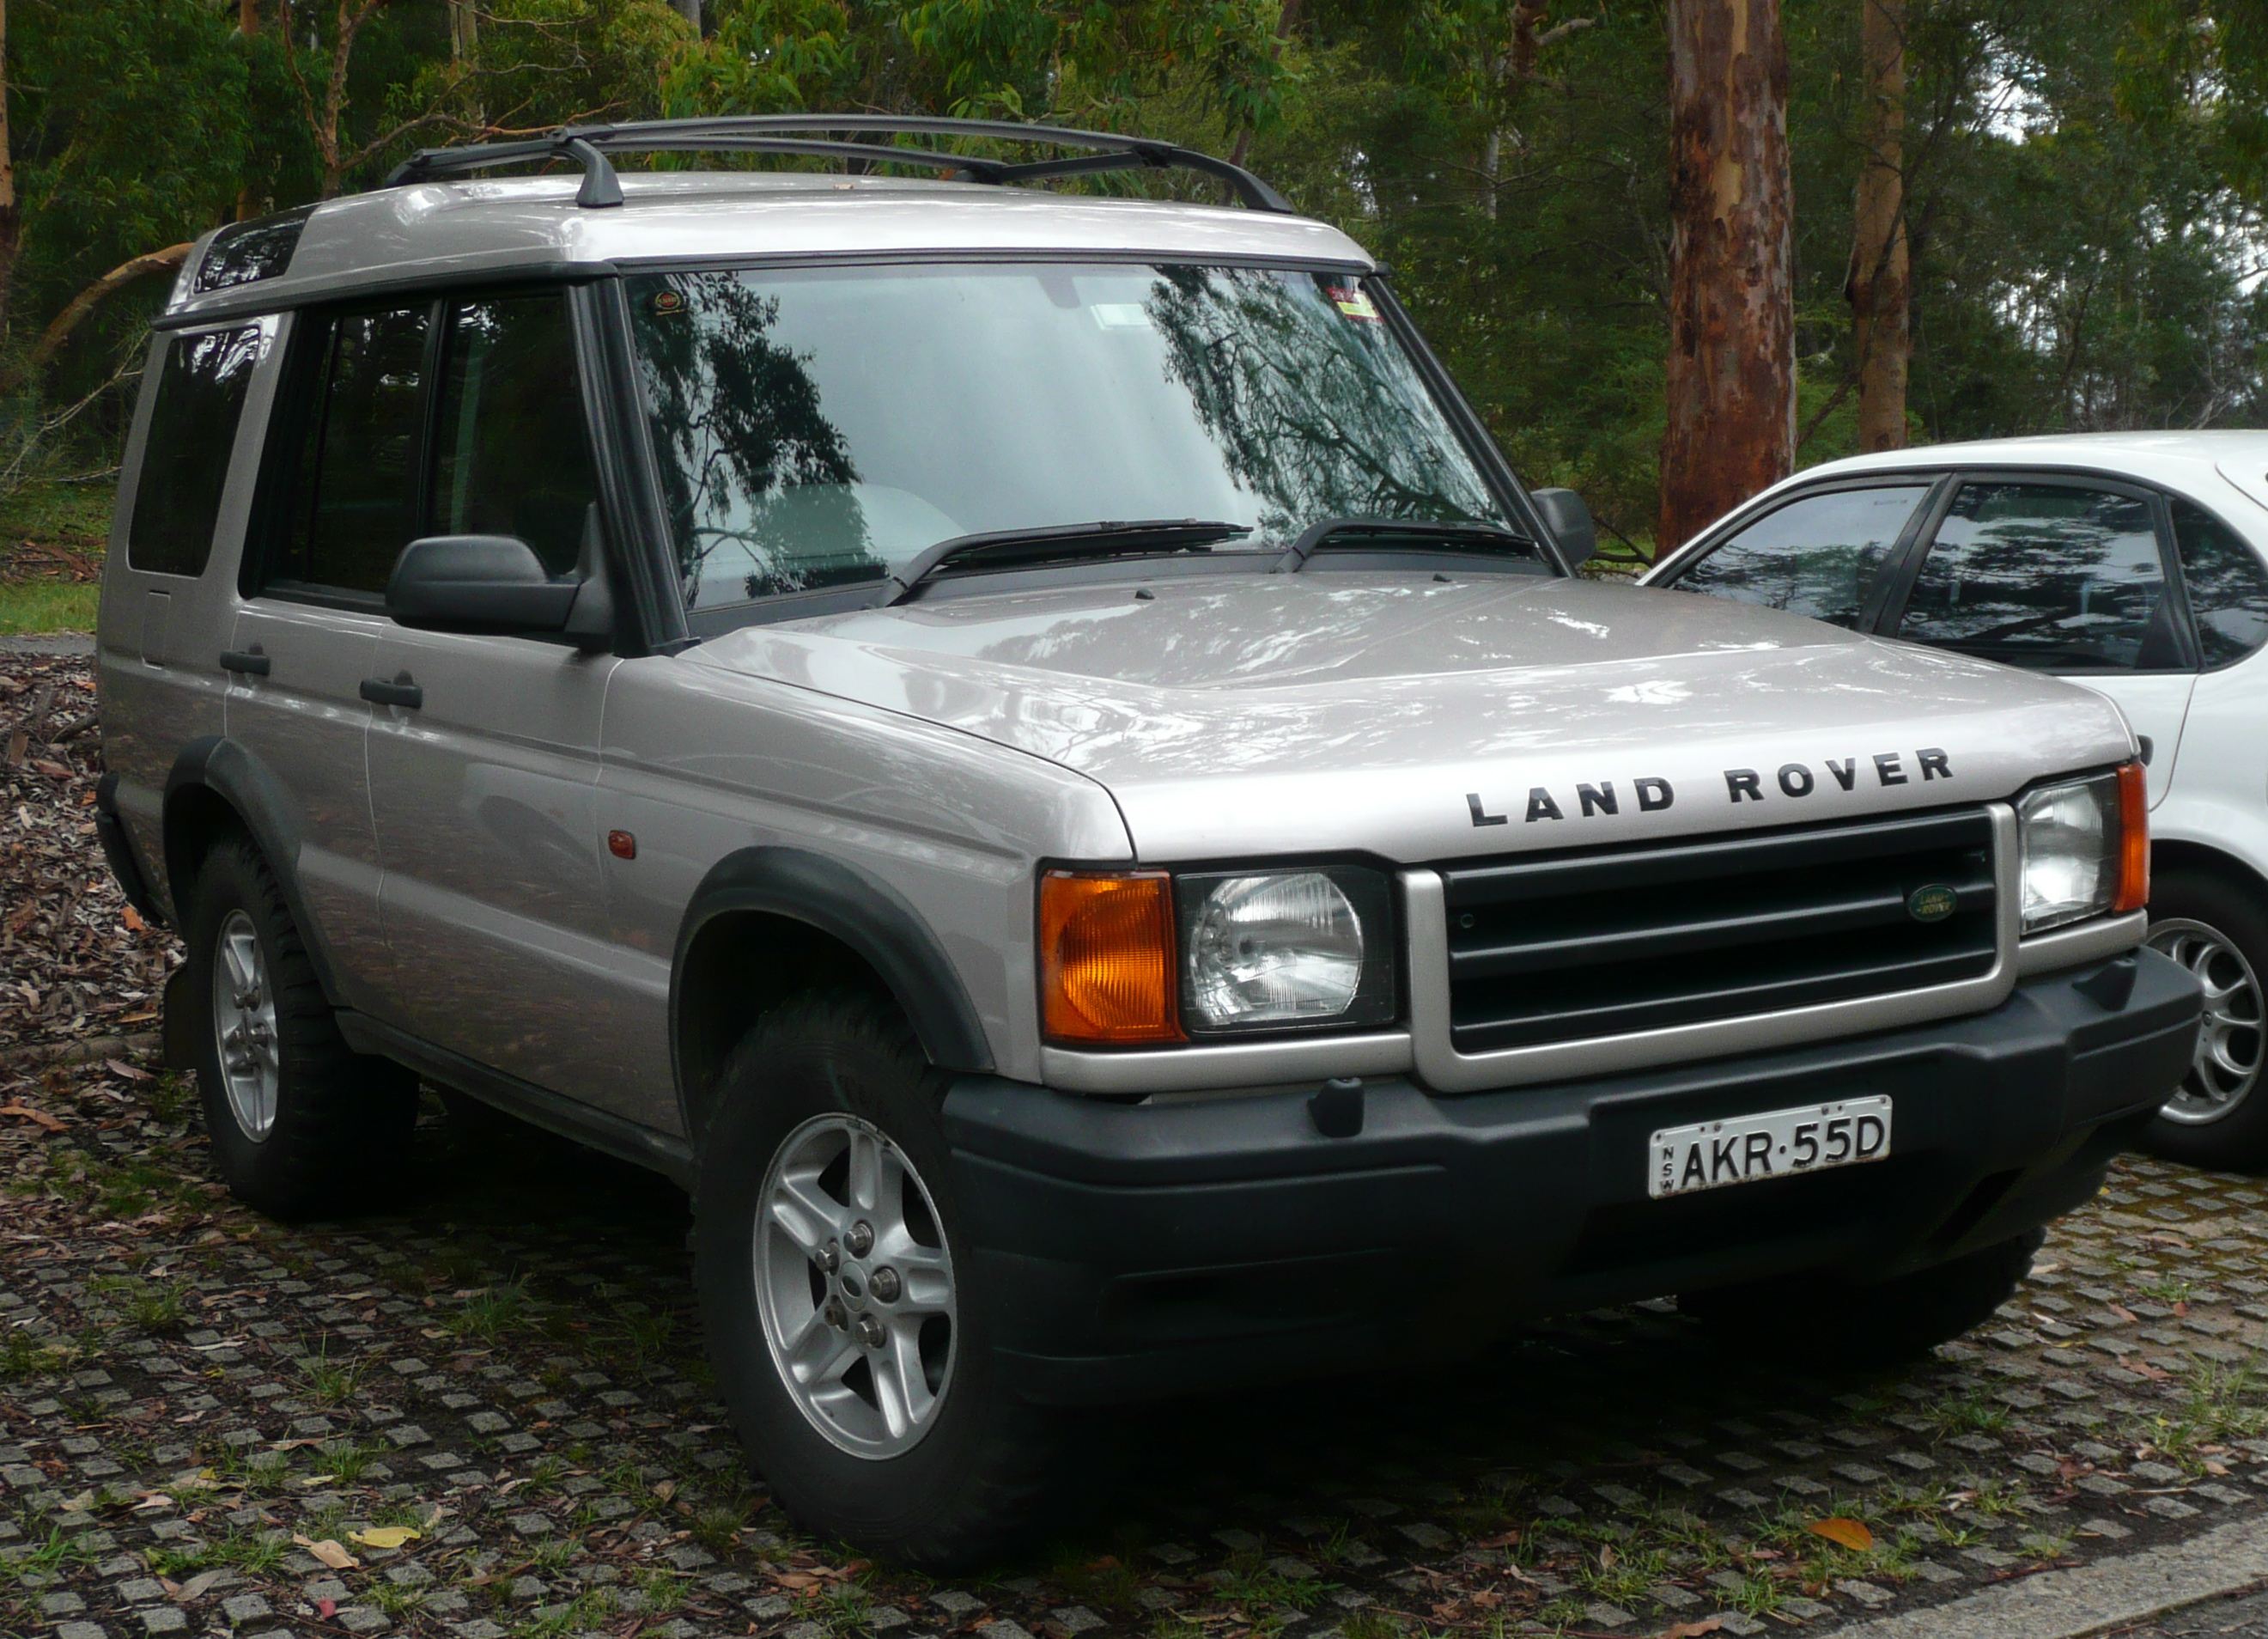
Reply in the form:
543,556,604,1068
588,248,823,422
1897,483,2181,671
127,326,263,577
2170,498,2268,668
1668,484,1928,629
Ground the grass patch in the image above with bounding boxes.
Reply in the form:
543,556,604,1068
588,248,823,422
2147,1355,2268,1457
0,580,98,635
296,1349,370,1406
448,1283,535,1341
88,1275,188,1335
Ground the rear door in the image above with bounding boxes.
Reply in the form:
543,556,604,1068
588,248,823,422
1881,476,2195,806
225,302,436,1003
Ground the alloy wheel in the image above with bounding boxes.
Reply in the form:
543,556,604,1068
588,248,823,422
211,908,281,1141
752,1114,957,1459
2149,917,2265,1124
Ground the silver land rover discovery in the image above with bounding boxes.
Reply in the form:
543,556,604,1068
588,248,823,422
95,117,2201,1564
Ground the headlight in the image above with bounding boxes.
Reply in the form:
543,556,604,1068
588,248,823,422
1037,864,1398,1045
2017,765,2149,934
1176,868,1397,1033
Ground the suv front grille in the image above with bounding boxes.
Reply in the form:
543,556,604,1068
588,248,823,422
1438,807,1998,1055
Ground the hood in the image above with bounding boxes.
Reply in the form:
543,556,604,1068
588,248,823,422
689,574,2137,862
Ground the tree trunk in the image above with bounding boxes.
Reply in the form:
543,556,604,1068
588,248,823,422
0,0,20,342
5,243,194,393
671,0,699,34
1657,0,1796,554
237,0,260,220
1848,0,1909,450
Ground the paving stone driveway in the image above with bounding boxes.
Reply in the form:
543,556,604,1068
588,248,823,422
9,646,2268,1639
7,1064,2268,1639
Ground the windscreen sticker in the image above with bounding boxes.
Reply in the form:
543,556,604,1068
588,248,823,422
1324,284,1381,321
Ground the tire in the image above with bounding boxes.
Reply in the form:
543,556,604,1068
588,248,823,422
2138,868,2268,1170
1680,1230,2042,1368
185,832,417,1217
693,991,1050,1569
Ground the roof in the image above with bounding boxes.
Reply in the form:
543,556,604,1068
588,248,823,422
1761,429,2268,533
161,171,1377,327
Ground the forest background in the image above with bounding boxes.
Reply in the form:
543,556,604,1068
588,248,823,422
0,0,2261,606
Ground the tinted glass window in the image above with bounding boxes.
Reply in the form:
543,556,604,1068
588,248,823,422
1669,484,1927,628
193,205,316,294
627,264,1517,611
272,305,431,595
128,325,263,577
1898,482,2180,671
431,293,595,576
2171,498,2268,667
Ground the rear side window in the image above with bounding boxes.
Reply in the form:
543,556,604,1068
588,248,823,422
127,325,263,577
2171,498,2268,667
271,305,433,595
1897,482,2180,671
1668,484,1929,629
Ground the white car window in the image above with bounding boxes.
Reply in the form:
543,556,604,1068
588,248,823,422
1898,482,2181,672
2171,498,2268,668
1668,485,1929,629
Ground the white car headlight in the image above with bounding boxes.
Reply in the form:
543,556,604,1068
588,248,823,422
1177,868,1397,1032
2017,771,2122,934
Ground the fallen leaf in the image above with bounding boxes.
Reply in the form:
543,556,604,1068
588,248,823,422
349,1526,421,1550
294,1533,359,1569
104,1057,150,1081
1470,1528,1522,1550
131,1492,173,1511
2109,1304,2139,1323
2174,1301,2192,1317
1805,1517,1875,1552
0,1104,65,1132
121,905,147,932
653,1479,678,1502
175,1569,225,1602
317,1600,337,1620
1660,1620,1724,1638
2120,1356,2174,1383
2206,1460,2232,1477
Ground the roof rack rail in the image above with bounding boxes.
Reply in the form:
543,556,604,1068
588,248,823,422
382,115,1295,213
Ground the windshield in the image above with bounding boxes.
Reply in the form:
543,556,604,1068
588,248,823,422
624,263,1517,612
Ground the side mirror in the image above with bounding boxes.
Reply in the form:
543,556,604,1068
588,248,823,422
386,536,581,634
1530,487,1597,570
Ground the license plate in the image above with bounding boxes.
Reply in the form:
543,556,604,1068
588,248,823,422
1649,1096,1893,1199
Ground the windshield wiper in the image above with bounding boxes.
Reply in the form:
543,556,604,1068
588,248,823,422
1277,517,1540,571
885,519,1253,604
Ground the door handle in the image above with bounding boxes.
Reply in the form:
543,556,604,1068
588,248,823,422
219,649,271,676
360,674,423,710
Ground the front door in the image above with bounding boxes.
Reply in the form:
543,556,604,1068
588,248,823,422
1884,477,2198,807
360,289,635,1115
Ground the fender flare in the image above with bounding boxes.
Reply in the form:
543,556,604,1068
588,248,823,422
164,735,350,1008
671,846,997,1109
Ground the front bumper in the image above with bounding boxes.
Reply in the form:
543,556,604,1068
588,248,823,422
942,949,2199,1405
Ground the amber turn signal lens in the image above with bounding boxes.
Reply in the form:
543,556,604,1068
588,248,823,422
2113,759,2149,914
1038,871,1183,1045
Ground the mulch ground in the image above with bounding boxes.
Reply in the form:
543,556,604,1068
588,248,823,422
9,646,2268,1639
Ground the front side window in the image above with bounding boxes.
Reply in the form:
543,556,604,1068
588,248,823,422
271,304,432,595
431,293,597,576
1668,484,1929,628
625,264,1517,612
1897,482,2181,671
128,325,264,577
2171,498,2268,668
259,293,594,598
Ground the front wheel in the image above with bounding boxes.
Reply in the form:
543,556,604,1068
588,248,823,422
2139,869,2268,1170
693,991,1050,1568
1681,1231,2042,1367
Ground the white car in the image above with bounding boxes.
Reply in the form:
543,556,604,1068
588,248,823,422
1645,431,2268,1168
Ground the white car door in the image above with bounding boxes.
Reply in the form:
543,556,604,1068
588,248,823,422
1884,475,2194,806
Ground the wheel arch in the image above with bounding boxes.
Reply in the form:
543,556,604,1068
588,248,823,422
672,846,995,1147
162,735,350,1007
2152,838,2268,916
